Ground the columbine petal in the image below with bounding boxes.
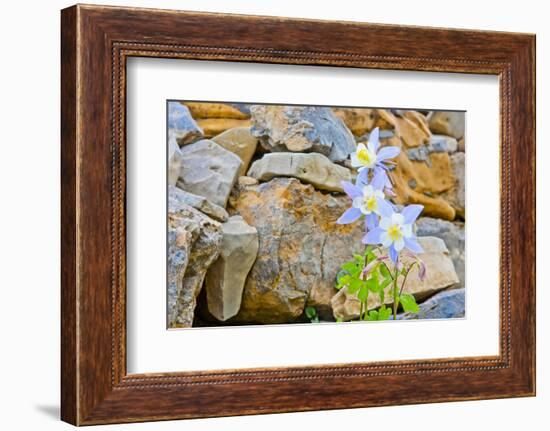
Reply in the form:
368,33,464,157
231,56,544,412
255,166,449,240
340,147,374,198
404,236,424,254
336,207,362,224
370,169,387,190
380,231,392,248
362,227,384,244
402,204,424,224
389,245,398,263
365,213,378,230
391,212,405,225
376,197,394,218
350,153,362,168
356,168,370,187
368,127,380,152
379,217,392,230
376,146,401,161
342,181,362,199
394,237,405,252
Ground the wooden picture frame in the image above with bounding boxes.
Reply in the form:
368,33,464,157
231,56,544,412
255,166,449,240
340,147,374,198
61,4,536,425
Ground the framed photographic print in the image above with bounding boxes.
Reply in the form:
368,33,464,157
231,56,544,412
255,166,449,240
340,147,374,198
61,4,536,425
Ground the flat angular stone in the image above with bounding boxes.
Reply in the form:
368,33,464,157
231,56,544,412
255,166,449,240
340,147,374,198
205,216,259,321
169,185,228,222
428,111,465,139
168,132,183,186
168,102,204,145
212,127,258,176
398,288,465,320
167,192,222,328
176,139,242,208
247,152,353,193
250,105,356,162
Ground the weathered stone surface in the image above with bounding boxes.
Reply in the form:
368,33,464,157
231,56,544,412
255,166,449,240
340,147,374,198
331,237,460,321
168,102,204,145
441,152,465,218
247,152,353,193
167,192,222,328
205,216,259,321
408,135,458,162
230,178,365,323
197,118,252,137
377,109,431,148
168,133,182,186
250,105,356,162
388,136,457,221
184,102,250,120
212,127,258,176
398,288,465,320
416,217,465,289
177,139,242,208
169,185,228,222
237,176,259,186
428,111,465,139
332,107,377,136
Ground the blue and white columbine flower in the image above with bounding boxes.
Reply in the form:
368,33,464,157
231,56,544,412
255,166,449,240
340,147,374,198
336,170,388,230
362,201,424,262
350,127,401,189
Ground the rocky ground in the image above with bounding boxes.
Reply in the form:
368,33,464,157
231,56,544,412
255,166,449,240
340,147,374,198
167,102,465,328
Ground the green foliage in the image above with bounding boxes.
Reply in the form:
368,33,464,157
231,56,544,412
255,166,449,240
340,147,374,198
366,305,393,321
399,293,419,313
305,306,320,323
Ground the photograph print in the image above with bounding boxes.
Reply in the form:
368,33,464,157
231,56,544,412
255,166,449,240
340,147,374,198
167,101,465,329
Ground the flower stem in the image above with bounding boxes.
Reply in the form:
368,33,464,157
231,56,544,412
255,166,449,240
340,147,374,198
393,268,399,320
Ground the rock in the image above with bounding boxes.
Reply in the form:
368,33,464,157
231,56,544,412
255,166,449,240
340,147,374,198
428,111,465,139
247,152,353,193
197,119,252,137
168,102,204,145
332,107,377,136
184,102,250,120
168,133,182,186
441,152,465,218
169,185,228,222
237,176,259,186
387,136,457,221
250,105,356,162
331,237,460,321
205,216,259,321
428,134,458,153
176,139,242,208
212,127,258,176
230,178,365,323
376,109,431,148
167,193,222,328
458,137,465,152
397,288,465,320
416,217,465,289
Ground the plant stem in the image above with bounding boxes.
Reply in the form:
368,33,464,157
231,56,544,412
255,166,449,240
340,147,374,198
392,268,399,320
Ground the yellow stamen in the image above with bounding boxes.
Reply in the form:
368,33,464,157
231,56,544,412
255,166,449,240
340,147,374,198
365,196,377,212
357,148,372,165
387,224,402,241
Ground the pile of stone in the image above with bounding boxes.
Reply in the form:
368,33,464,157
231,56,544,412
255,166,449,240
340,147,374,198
167,102,465,328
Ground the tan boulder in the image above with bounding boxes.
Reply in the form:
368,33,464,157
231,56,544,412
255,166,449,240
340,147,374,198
331,237,460,321
184,102,250,120
212,127,258,176
332,107,377,136
197,118,252,137
428,111,465,139
247,152,353,193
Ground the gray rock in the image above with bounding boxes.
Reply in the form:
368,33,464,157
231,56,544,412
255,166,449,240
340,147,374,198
205,216,259,321
407,135,458,163
169,185,228,222
250,105,356,162
247,152,353,193
177,139,242,208
230,178,366,323
211,127,258,176
167,193,223,328
442,152,465,219
397,288,465,320
168,132,183,186
428,111,465,140
416,216,465,289
168,102,204,145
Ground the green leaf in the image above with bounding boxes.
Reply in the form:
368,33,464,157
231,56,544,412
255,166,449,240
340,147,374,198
358,285,369,303
305,306,317,319
400,293,419,313
378,305,392,320
341,261,357,273
336,317,344,323
367,310,379,321
347,277,363,294
364,277,379,292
